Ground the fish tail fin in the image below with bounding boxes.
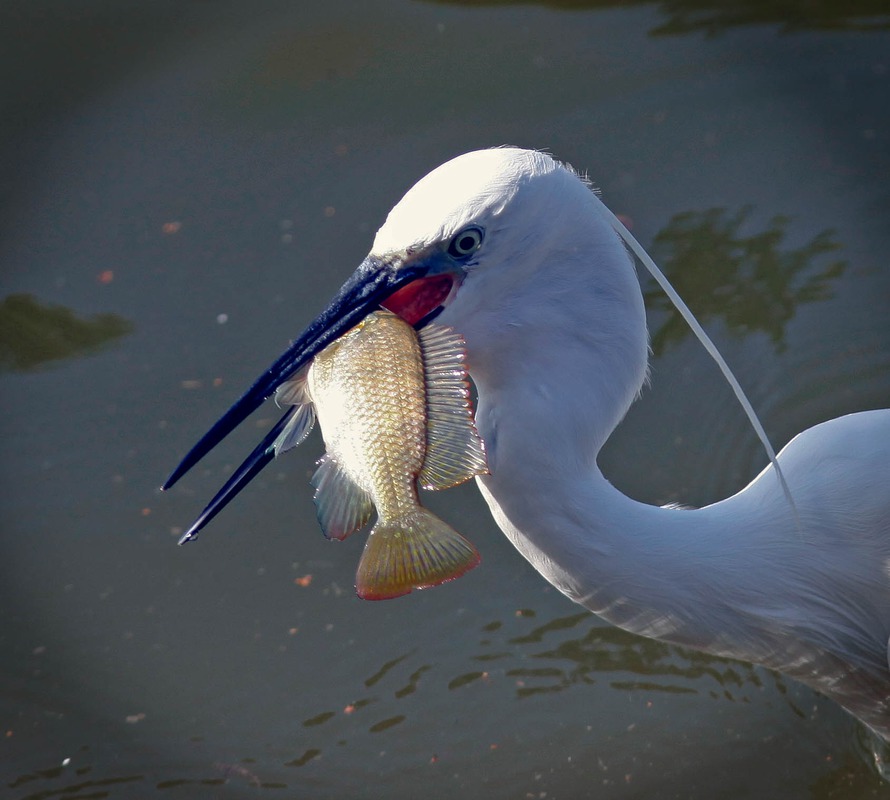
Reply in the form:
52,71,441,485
355,509,480,600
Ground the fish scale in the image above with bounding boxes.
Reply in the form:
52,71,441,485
271,310,488,599
315,316,427,518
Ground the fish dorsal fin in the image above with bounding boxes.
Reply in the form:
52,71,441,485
417,323,489,490
310,454,373,540
272,372,317,455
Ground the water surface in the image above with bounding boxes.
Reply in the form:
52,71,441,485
2,1,889,797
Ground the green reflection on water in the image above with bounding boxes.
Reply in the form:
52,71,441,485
644,207,846,356
365,652,412,687
10,773,145,796
368,714,406,733
285,748,321,767
304,710,337,727
0,293,133,372
395,664,432,697
422,0,890,35
448,670,487,690
484,612,767,699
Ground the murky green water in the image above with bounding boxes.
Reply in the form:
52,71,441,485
2,2,889,797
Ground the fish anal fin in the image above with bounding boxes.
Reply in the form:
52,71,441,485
355,508,480,600
310,454,373,540
417,324,488,490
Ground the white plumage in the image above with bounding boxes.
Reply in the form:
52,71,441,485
376,148,890,738
167,146,890,741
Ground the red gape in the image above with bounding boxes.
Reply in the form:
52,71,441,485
381,274,455,326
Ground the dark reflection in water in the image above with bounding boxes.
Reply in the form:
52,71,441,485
11,761,287,795
287,611,777,766
643,208,846,356
502,612,764,699
0,293,132,371
286,749,322,768
423,0,890,35
11,772,144,798
157,765,288,791
365,653,412,687
9,610,888,797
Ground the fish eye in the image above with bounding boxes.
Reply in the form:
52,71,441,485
447,226,484,258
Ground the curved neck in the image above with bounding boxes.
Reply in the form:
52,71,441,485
466,307,805,666
449,193,651,472
476,461,741,649
447,200,759,651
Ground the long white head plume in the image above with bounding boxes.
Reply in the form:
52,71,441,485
596,199,798,521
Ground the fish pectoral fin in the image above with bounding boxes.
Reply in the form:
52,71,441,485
355,509,481,600
275,369,311,408
311,454,373,540
271,402,316,455
272,371,316,455
417,324,488,490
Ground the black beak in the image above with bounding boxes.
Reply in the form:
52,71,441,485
163,253,430,542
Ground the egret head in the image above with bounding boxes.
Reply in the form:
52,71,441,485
371,148,646,404
364,148,566,327
164,148,643,514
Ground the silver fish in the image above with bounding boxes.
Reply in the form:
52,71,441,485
273,310,487,599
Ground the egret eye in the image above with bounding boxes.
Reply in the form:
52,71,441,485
447,226,484,259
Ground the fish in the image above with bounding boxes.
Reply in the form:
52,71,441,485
270,310,488,600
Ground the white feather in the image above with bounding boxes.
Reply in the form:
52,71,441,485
372,147,890,739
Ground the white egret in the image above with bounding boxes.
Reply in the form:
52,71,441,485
165,148,890,742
